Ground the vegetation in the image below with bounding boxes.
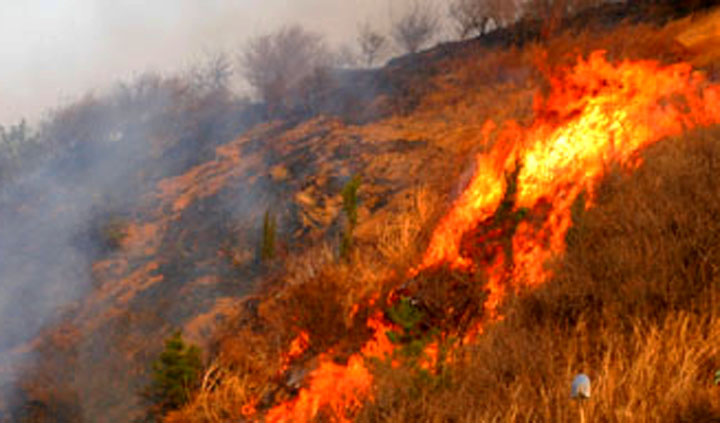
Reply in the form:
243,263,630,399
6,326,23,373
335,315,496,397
358,129,720,422
357,23,388,67
340,174,362,259
8,0,720,422
240,25,333,115
101,215,130,250
385,297,439,364
391,1,439,54
163,3,720,421
449,0,520,38
260,209,277,261
144,332,203,418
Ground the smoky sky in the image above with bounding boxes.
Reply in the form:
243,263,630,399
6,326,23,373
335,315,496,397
0,0,441,126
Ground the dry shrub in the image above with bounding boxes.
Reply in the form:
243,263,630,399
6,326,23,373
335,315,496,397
374,184,440,267
357,127,720,423
359,312,720,423
164,325,280,423
537,19,690,69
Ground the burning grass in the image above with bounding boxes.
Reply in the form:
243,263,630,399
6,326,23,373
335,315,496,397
358,129,720,423
164,8,720,423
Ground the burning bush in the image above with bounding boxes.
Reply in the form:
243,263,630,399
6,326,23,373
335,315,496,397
357,127,720,423
152,4,720,423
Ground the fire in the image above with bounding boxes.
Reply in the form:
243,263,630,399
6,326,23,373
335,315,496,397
280,331,311,373
255,51,720,422
265,315,394,423
420,51,720,285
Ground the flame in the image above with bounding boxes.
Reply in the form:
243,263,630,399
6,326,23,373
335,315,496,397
420,51,720,284
255,51,720,422
280,331,311,373
264,315,394,423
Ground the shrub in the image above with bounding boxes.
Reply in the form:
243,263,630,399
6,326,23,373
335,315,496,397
391,1,439,54
449,0,519,39
144,331,203,417
386,297,430,358
260,209,277,262
357,23,388,66
340,174,362,259
240,25,332,114
101,216,129,250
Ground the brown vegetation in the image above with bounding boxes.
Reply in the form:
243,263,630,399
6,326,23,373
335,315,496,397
11,2,720,422
391,1,440,54
357,127,720,423
163,6,720,422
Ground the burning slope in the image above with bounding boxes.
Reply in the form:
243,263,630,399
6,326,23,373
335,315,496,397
254,51,720,422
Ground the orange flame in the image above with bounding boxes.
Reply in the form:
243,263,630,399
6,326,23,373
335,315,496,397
280,331,311,373
420,51,720,285
265,315,394,423
255,51,720,422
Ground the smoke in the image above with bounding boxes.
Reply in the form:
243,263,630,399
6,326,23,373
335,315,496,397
0,1,454,418
0,0,438,126
0,60,258,420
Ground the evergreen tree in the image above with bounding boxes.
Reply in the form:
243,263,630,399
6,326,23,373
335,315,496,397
145,331,202,416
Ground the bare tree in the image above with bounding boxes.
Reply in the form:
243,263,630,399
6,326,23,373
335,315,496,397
240,25,331,111
449,0,490,38
391,1,439,54
357,23,388,66
449,0,519,39
188,51,233,94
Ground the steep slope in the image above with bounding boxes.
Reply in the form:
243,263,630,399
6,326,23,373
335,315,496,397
166,6,720,423
8,3,720,422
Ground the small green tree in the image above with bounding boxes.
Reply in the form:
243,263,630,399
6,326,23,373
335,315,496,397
386,297,428,357
261,209,277,261
102,215,129,250
340,174,362,259
145,331,203,416
383,297,452,394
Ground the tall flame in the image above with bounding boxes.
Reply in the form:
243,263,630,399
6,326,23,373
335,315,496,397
420,51,720,284
255,51,720,422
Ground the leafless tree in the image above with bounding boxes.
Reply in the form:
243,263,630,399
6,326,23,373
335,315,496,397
188,51,233,94
449,0,519,39
240,25,331,111
391,1,439,54
357,23,388,66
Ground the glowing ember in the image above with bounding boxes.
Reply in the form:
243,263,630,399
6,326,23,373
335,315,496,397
256,51,720,422
280,331,311,373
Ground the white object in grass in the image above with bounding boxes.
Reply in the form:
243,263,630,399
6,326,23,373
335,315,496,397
571,373,591,399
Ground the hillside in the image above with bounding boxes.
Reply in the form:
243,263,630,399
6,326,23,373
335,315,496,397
5,2,720,422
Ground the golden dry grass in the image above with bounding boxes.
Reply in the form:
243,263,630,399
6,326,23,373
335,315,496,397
357,128,720,423
167,8,720,423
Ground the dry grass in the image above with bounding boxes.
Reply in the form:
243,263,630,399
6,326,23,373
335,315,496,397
356,128,720,423
166,9,720,422
167,180,442,422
